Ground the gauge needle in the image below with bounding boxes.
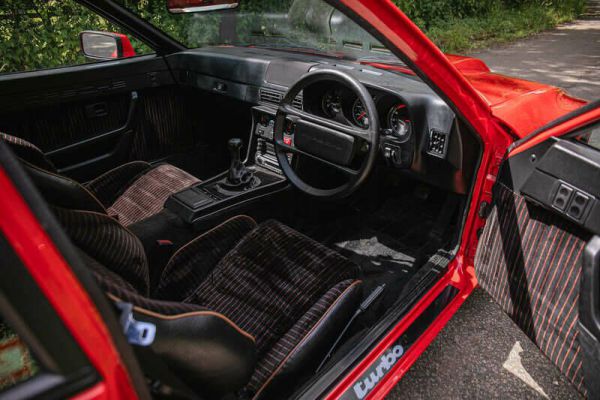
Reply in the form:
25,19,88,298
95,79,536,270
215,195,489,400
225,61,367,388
357,111,367,120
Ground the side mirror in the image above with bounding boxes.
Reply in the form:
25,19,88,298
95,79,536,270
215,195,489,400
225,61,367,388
167,0,239,13
79,31,136,60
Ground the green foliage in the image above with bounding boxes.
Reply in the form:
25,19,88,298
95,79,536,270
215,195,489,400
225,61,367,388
420,0,586,52
0,0,151,74
393,0,585,29
0,0,587,74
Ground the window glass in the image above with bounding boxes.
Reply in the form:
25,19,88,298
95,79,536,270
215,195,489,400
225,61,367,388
114,0,400,64
574,124,600,151
0,321,39,391
0,0,152,75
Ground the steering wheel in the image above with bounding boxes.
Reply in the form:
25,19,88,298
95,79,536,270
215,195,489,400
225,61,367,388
273,69,380,199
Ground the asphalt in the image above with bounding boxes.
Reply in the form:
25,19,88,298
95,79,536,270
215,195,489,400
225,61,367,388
386,3,599,399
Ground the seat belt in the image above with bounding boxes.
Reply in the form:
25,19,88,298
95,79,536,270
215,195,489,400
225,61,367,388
316,284,386,373
115,302,203,400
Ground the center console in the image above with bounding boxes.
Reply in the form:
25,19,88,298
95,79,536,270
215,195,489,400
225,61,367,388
165,106,289,225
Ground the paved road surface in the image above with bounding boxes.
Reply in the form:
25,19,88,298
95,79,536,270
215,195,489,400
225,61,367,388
387,3,599,399
473,2,600,101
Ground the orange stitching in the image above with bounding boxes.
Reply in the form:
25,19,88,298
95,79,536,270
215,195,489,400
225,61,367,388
107,293,256,342
252,280,363,399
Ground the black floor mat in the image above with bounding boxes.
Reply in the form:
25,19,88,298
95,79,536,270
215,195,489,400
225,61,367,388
304,186,449,274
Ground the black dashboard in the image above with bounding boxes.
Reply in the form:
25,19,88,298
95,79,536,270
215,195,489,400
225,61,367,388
166,46,478,194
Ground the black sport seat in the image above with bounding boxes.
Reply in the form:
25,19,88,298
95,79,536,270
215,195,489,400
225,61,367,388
52,207,363,399
0,132,199,225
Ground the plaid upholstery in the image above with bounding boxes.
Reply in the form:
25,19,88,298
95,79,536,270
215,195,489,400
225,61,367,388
0,132,56,171
185,220,360,355
85,161,152,207
247,279,359,396
156,216,258,301
53,207,150,295
108,164,200,226
475,183,590,395
52,210,360,396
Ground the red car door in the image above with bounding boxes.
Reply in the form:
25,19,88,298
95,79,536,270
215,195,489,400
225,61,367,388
0,143,148,400
474,104,600,398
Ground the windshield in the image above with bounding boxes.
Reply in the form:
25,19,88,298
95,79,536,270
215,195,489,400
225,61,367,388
115,0,400,63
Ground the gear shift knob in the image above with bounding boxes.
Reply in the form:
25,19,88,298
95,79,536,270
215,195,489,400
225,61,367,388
227,138,244,184
228,138,243,159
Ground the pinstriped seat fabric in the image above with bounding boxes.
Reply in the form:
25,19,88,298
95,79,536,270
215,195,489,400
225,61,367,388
1,132,199,225
51,207,362,399
3,132,365,398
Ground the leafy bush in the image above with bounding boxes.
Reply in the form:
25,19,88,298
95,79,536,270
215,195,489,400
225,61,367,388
0,0,586,74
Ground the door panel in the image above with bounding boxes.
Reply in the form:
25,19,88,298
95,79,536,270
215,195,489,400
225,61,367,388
475,182,590,394
0,56,176,181
475,129,600,397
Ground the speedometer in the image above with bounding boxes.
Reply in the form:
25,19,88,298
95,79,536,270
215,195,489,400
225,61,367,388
352,98,369,129
387,103,411,143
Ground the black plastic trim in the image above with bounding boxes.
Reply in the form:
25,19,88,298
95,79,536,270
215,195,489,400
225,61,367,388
579,237,600,400
499,137,600,234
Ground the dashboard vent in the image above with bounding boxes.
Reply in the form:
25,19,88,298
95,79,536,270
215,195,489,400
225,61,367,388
259,88,303,110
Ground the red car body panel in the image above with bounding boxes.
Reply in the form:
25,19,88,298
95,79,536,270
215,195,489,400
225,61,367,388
451,55,588,138
360,53,587,139
1,1,596,399
0,169,139,400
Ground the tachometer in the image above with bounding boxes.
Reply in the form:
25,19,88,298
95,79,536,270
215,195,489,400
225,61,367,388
321,90,342,118
352,98,369,129
387,103,411,143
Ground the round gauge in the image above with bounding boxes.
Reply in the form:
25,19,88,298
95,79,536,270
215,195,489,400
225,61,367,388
387,104,411,143
352,98,369,129
321,90,342,117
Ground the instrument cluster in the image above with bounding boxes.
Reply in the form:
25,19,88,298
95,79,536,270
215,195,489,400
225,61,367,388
318,87,412,142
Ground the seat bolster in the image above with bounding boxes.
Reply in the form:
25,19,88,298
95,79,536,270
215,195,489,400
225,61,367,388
85,161,152,207
23,161,107,213
135,309,257,399
252,280,363,400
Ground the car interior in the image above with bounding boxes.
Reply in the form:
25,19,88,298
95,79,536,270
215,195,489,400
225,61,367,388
0,1,483,399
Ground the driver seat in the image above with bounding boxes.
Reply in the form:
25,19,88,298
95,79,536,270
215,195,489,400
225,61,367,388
50,205,362,399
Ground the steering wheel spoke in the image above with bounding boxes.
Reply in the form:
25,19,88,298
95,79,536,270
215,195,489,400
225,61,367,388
276,139,359,176
280,104,372,143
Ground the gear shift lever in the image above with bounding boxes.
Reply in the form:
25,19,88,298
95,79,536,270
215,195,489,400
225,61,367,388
220,138,258,192
227,138,244,185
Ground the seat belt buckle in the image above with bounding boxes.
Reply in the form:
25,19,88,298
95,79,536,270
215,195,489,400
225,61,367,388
116,302,156,346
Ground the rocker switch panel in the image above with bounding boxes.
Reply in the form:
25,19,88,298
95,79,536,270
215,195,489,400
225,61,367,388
552,183,573,211
568,191,590,221
551,181,592,222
